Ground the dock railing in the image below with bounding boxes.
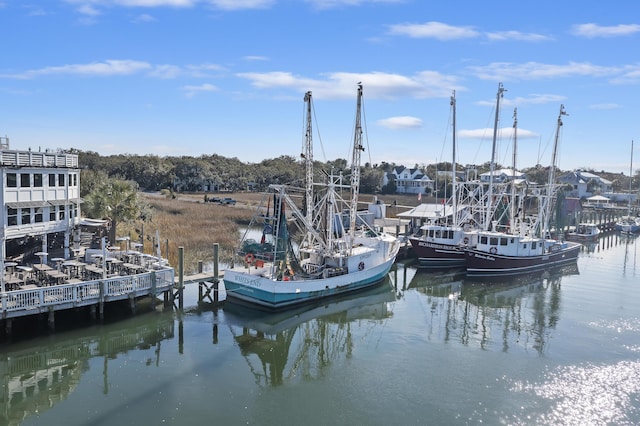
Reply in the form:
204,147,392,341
1,268,174,319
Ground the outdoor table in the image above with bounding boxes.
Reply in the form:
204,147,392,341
5,276,24,290
45,269,68,285
62,260,86,279
32,263,53,279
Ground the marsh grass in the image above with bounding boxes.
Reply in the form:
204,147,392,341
120,191,424,273
118,193,253,273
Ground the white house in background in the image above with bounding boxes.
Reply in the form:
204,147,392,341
479,168,527,183
1,136,82,266
558,170,613,198
382,166,434,195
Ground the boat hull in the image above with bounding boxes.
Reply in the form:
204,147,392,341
224,255,397,310
464,242,582,276
409,238,466,269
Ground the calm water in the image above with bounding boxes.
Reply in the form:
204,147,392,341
4,232,640,425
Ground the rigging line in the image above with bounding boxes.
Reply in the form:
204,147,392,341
471,101,497,166
311,97,328,162
438,102,453,166
361,98,373,166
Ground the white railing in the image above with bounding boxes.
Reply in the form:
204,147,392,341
1,268,174,313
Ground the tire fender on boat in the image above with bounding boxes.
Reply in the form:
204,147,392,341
358,261,365,271
245,253,255,264
463,237,469,244
489,247,497,255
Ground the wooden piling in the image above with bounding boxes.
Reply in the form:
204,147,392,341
178,246,184,310
213,243,220,304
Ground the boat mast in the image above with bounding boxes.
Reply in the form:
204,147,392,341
349,83,364,240
542,104,567,238
510,108,518,233
627,139,633,218
451,91,458,226
303,91,314,225
485,83,506,231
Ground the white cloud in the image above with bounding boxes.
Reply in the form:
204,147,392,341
243,56,269,61
459,127,538,140
307,0,403,10
388,21,480,40
78,4,101,15
0,60,152,79
237,70,463,99
589,103,621,110
477,93,566,108
467,61,620,81
485,30,552,42
377,116,422,129
206,0,275,10
0,60,226,80
132,13,157,22
571,23,640,38
182,83,218,98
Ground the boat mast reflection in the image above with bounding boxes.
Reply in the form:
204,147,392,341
224,281,396,387
407,264,579,354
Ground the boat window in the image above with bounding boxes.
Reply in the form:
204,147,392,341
435,230,441,238
500,238,508,246
480,236,488,244
532,242,537,249
490,237,499,245
428,230,434,238
523,243,527,249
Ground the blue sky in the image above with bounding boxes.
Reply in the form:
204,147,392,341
1,0,639,174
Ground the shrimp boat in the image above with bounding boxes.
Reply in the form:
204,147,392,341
464,104,582,276
223,85,400,309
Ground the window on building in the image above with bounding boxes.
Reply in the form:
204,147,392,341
21,208,31,225
59,205,66,220
49,173,56,187
50,207,56,222
58,173,65,186
21,173,30,187
73,174,78,186
7,173,17,187
34,173,43,187
35,208,43,223
8,208,18,226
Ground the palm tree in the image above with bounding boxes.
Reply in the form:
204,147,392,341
83,178,148,244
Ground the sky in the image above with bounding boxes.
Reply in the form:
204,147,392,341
1,0,639,174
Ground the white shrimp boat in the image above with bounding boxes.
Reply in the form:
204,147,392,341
223,85,400,309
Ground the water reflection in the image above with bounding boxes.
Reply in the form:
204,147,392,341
401,264,579,354
223,280,396,387
0,315,174,425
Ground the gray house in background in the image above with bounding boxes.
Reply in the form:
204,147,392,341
558,170,613,198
